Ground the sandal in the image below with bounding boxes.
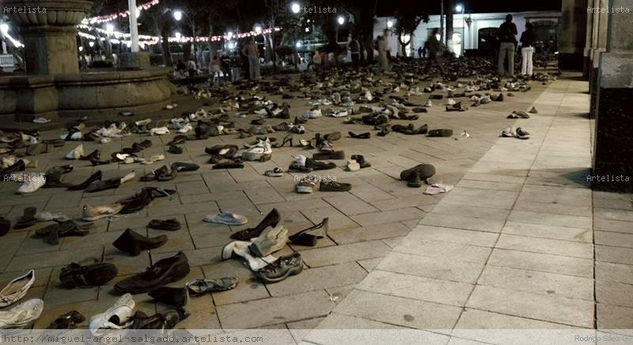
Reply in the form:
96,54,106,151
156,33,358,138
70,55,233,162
47,310,85,329
185,277,239,295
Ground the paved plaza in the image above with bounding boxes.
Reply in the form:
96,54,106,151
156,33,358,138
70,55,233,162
1,73,632,342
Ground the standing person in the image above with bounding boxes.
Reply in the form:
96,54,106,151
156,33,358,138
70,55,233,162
241,38,260,80
209,53,223,83
349,36,361,69
423,28,446,77
187,59,197,77
497,14,518,77
418,46,424,59
520,22,535,77
377,30,390,72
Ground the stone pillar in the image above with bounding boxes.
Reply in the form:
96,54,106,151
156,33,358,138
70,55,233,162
583,0,593,78
592,0,633,192
559,0,589,70
5,0,93,75
589,0,609,118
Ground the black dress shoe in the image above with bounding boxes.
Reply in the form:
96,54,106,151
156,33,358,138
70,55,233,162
348,131,371,139
171,162,200,172
60,262,118,288
115,252,190,294
312,151,345,160
85,177,121,193
112,228,168,256
306,159,336,170
230,208,280,241
79,149,100,161
168,145,183,154
13,206,37,230
400,163,436,181
131,309,187,329
168,135,187,146
148,287,189,308
148,218,181,231
67,171,102,191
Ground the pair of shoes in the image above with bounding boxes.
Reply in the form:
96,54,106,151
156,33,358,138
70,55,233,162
114,252,190,294
0,298,44,329
288,218,328,246
113,228,167,256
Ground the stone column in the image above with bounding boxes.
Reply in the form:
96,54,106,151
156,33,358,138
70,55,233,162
5,0,93,75
592,0,633,192
583,0,593,78
559,0,590,70
589,0,609,118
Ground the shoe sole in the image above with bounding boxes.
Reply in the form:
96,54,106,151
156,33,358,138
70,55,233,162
295,186,313,194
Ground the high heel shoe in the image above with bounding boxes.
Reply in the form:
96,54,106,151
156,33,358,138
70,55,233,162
289,218,329,247
273,134,293,148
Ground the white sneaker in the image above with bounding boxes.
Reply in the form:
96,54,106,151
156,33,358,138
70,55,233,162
135,118,152,126
35,211,69,222
65,144,84,160
99,137,111,144
241,138,272,161
120,171,136,184
0,270,35,307
149,127,170,135
305,108,322,119
446,98,456,106
0,298,43,329
32,117,51,124
81,203,123,221
424,100,432,107
177,123,193,133
292,155,307,167
89,293,135,335
346,160,361,172
16,173,46,194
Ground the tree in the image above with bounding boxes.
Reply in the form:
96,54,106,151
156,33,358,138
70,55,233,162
445,0,454,49
393,1,429,57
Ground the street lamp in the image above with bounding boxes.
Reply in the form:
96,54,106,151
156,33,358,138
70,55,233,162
290,2,301,14
174,32,182,42
387,20,393,29
337,16,345,25
295,41,302,48
455,3,465,56
226,31,233,40
254,25,262,34
0,23,9,35
173,10,183,21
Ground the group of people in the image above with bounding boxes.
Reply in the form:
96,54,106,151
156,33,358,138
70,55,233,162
497,14,536,77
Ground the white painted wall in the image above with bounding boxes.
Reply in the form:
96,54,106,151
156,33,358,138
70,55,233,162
378,11,561,57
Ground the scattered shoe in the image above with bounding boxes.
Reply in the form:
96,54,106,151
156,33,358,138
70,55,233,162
319,180,352,192
148,218,181,231
47,310,85,329
65,144,84,160
113,228,168,256
89,294,135,335
249,225,288,257
229,209,280,241
516,127,531,139
81,203,123,221
0,270,35,307
264,167,284,177
203,212,248,226
288,218,328,247
400,164,436,182
0,298,44,329
148,287,188,308
13,207,37,230
16,173,46,194
114,252,190,294
186,277,239,295
255,253,303,284
60,262,118,288
295,175,318,194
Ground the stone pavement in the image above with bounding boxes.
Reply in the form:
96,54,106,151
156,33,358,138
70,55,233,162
2,73,629,341
300,75,632,344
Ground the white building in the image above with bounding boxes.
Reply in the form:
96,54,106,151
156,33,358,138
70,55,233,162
376,11,560,57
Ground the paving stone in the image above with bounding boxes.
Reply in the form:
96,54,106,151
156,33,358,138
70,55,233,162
394,238,492,263
349,207,426,227
596,245,633,265
357,257,383,272
487,249,593,278
508,210,592,229
357,270,473,306
596,231,633,249
267,262,367,297
496,234,593,259
406,225,499,247
466,285,594,327
595,261,633,285
301,241,392,268
596,280,633,308
300,206,360,231
502,221,592,242
217,290,335,329
322,193,379,215
595,208,633,222
328,222,410,245
334,289,462,329
377,252,485,283
478,265,593,300
597,304,633,329
594,218,633,234
431,203,511,220
419,213,505,233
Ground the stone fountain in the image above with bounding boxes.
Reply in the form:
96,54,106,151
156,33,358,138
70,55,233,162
0,0,173,122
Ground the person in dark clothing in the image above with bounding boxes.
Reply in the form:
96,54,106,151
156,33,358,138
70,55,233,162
520,22,536,76
418,46,424,58
497,14,518,77
349,37,361,69
422,29,446,77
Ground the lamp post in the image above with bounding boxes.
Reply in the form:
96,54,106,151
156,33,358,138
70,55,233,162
336,15,345,44
455,3,465,56
128,0,139,53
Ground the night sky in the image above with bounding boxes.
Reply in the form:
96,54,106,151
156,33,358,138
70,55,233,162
376,0,563,16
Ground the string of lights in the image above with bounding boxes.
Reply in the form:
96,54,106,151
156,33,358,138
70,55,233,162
81,0,160,25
